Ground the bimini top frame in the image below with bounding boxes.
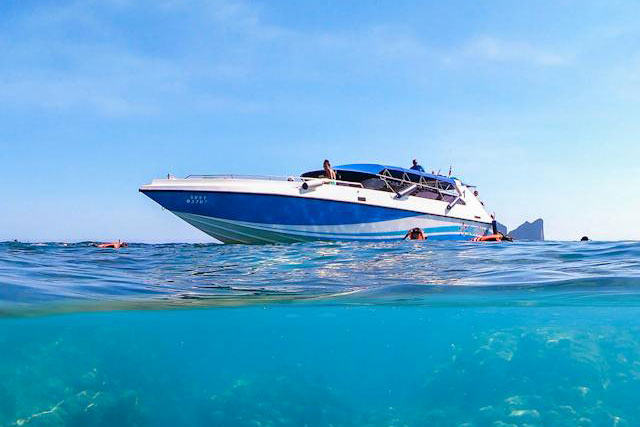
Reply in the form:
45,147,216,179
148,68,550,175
333,164,460,198
335,164,456,185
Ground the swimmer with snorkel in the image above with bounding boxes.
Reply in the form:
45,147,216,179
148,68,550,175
404,228,426,241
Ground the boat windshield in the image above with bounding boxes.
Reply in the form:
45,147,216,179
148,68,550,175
301,164,459,202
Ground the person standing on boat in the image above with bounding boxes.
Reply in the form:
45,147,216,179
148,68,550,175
323,159,337,180
410,159,425,173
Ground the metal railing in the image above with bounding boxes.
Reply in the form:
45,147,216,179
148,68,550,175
182,174,363,188
185,174,296,181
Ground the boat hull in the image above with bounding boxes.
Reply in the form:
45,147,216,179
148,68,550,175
141,189,492,244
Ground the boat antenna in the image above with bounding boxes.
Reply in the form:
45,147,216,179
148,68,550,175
448,166,452,177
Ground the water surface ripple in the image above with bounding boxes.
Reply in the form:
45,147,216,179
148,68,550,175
1,240,639,313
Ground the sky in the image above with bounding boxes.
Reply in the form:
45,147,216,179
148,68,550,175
1,0,639,242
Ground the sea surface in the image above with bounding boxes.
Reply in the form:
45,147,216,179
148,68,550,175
2,240,640,426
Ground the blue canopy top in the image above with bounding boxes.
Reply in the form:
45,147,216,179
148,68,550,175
335,163,457,185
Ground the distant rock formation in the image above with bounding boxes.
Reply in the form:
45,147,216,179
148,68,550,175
495,222,508,235
509,219,544,241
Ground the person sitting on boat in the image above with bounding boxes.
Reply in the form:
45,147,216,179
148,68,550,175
410,159,425,173
404,227,426,240
323,159,337,180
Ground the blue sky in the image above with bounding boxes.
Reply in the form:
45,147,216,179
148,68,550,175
1,0,639,242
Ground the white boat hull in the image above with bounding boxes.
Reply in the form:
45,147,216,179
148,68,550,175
140,176,494,244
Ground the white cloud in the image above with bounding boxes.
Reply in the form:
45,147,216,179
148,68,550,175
460,36,569,66
0,0,574,117
0,0,271,116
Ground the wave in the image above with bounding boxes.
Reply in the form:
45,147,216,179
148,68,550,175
1,240,640,315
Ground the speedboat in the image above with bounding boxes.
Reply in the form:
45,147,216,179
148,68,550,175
139,164,496,244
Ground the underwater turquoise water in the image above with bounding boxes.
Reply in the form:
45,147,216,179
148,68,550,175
2,240,640,426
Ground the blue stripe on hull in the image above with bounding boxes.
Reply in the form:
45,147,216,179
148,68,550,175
141,190,490,227
142,190,423,225
141,190,492,244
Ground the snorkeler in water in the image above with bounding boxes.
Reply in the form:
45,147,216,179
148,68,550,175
94,240,128,249
404,228,426,240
